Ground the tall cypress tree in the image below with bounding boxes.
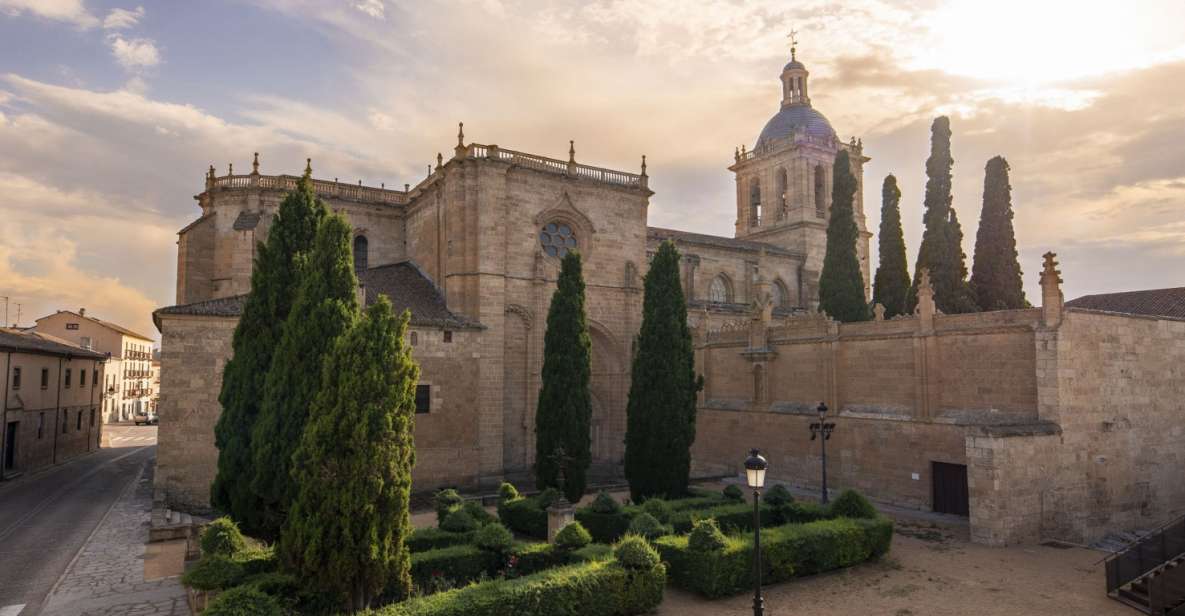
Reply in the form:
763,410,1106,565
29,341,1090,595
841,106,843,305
818,149,870,322
534,250,592,503
211,171,325,534
873,174,910,318
251,212,359,539
624,240,702,502
280,297,418,611
908,116,977,314
971,156,1026,310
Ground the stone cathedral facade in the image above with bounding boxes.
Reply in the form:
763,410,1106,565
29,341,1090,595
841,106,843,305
154,51,869,509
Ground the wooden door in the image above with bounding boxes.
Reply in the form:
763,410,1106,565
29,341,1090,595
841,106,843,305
932,461,969,516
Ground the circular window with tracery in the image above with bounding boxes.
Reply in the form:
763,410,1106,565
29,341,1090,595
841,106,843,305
539,222,577,257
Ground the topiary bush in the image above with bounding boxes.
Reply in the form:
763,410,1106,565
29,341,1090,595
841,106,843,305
409,545,500,591
182,555,246,591
829,489,878,519
640,498,672,524
434,489,464,525
687,518,727,553
590,491,622,514
722,484,744,501
613,534,660,571
554,522,592,551
200,517,247,557
627,512,668,540
461,501,495,527
764,484,794,507
440,508,479,534
406,527,475,553
202,585,285,616
498,482,520,502
472,523,514,553
497,495,549,539
536,487,562,509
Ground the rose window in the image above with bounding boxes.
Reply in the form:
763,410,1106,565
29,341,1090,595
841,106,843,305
540,223,576,257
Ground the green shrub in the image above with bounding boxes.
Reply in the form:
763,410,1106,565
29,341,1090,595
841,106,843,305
536,487,562,508
574,507,634,544
241,571,299,597
773,501,829,525
627,512,667,540
665,494,730,512
200,517,247,557
613,535,660,571
409,544,499,591
853,516,894,558
497,497,548,539
440,508,479,534
509,542,566,575
590,491,622,514
722,484,744,501
570,544,613,563
668,501,778,534
829,489,878,519
640,498,672,524
434,489,464,524
472,523,514,553
462,501,495,527
406,528,474,553
236,546,278,576
554,522,592,551
182,555,246,591
764,484,794,507
203,585,284,616
687,518,727,553
498,482,520,502
372,559,665,616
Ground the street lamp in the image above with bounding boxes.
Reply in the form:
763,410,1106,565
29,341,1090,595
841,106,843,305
809,402,835,504
744,448,768,616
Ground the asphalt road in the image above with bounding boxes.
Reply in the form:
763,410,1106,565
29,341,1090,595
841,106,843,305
0,424,157,616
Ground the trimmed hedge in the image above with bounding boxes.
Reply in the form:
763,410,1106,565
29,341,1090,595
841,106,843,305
202,585,285,616
575,492,731,544
497,496,550,539
655,516,894,598
406,527,474,553
369,559,666,616
409,544,499,590
182,555,246,591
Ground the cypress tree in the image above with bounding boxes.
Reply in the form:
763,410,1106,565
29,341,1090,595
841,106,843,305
280,297,418,611
872,174,910,318
534,250,592,503
211,171,325,534
971,156,1026,310
624,240,702,502
908,116,978,314
250,212,359,539
818,149,870,322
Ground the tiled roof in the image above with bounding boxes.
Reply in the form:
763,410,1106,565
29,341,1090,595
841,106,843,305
36,310,156,341
0,328,108,359
1066,287,1185,320
154,261,481,331
232,211,262,231
647,227,803,258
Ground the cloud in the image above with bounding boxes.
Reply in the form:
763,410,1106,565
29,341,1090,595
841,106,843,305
103,5,144,30
0,0,98,28
352,0,383,19
109,36,160,71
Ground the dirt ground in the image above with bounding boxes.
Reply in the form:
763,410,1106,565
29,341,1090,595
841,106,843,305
657,520,1129,616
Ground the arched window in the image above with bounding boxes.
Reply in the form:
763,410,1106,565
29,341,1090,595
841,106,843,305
353,235,369,272
708,275,731,304
539,222,577,258
776,168,788,219
814,164,827,216
771,279,791,308
749,179,762,227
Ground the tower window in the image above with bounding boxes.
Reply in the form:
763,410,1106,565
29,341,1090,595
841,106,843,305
353,235,369,272
814,164,827,216
415,384,431,414
749,180,762,227
11,367,20,391
708,275,731,304
776,168,788,219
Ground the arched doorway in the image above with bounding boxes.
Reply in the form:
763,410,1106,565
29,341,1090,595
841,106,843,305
588,322,625,467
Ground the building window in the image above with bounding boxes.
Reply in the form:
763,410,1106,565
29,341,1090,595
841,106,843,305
76,411,82,431
415,384,431,414
66,323,79,330
80,369,87,387
62,410,69,434
708,275,731,304
749,180,762,227
776,168,788,219
409,331,418,346
353,235,369,272
80,336,91,349
539,222,576,258
11,367,19,391
64,369,71,388
41,368,49,389
38,412,44,439
814,164,827,216
90,408,96,427
443,331,453,343
93,369,98,387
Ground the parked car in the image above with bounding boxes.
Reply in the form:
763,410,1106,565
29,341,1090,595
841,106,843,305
133,410,157,426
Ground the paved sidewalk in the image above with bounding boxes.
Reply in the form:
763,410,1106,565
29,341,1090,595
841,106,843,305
40,462,188,616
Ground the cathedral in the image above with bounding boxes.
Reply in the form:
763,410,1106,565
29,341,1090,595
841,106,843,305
154,49,869,509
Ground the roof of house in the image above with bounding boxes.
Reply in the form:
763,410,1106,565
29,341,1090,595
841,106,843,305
1066,287,1185,320
647,227,803,258
0,328,109,360
36,310,156,341
154,261,481,331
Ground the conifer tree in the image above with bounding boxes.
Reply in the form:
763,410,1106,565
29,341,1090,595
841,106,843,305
280,297,418,611
624,240,702,502
873,175,910,318
908,116,978,314
211,171,325,534
534,251,592,503
818,150,870,322
250,212,359,539
971,156,1026,310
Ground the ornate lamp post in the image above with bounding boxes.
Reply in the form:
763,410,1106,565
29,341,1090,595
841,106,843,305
744,448,768,616
809,402,835,504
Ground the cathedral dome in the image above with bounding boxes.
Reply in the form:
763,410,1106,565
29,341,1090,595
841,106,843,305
783,59,805,71
755,105,836,148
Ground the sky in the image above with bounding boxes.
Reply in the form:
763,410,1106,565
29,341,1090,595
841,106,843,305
1,0,1184,339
